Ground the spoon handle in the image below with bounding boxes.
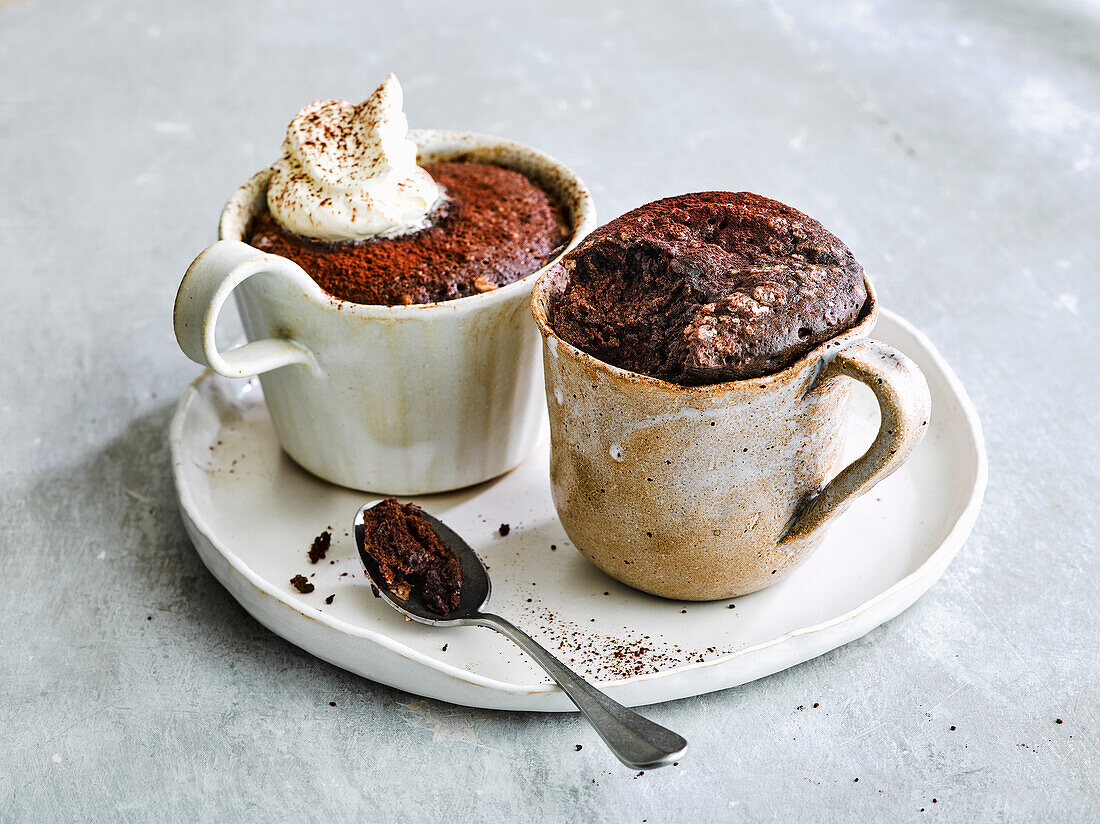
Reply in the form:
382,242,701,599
473,612,687,769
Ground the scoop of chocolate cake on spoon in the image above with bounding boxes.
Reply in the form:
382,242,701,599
354,498,687,770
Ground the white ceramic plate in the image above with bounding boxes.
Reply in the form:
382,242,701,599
170,309,986,711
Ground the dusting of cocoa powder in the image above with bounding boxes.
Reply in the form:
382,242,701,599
250,162,568,306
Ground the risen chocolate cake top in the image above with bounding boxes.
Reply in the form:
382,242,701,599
549,192,868,385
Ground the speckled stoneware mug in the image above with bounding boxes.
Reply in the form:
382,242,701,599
532,269,931,600
175,130,595,494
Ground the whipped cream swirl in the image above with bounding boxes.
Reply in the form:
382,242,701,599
267,74,442,242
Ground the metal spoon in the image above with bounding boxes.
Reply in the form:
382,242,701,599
353,501,687,770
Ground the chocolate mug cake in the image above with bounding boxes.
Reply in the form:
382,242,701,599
174,74,596,494
250,162,568,306
532,193,930,599
550,192,867,384
247,76,569,306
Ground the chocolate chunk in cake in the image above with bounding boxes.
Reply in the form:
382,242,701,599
361,498,463,614
250,161,569,306
550,192,867,385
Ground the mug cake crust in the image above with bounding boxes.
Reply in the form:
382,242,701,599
550,192,868,385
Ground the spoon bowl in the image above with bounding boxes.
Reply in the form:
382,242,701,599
354,502,490,624
353,499,688,770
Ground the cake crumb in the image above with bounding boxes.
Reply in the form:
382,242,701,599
308,530,332,563
290,575,314,594
324,594,335,605
499,523,511,537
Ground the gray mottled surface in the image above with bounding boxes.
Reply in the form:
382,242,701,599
1,0,1097,820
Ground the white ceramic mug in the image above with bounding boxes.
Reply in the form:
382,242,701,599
175,130,596,494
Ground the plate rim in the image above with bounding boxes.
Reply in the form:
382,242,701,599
170,308,988,698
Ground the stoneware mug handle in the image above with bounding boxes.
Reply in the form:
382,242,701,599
174,240,318,378
780,339,931,544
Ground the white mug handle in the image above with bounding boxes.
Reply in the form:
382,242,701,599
174,240,318,378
